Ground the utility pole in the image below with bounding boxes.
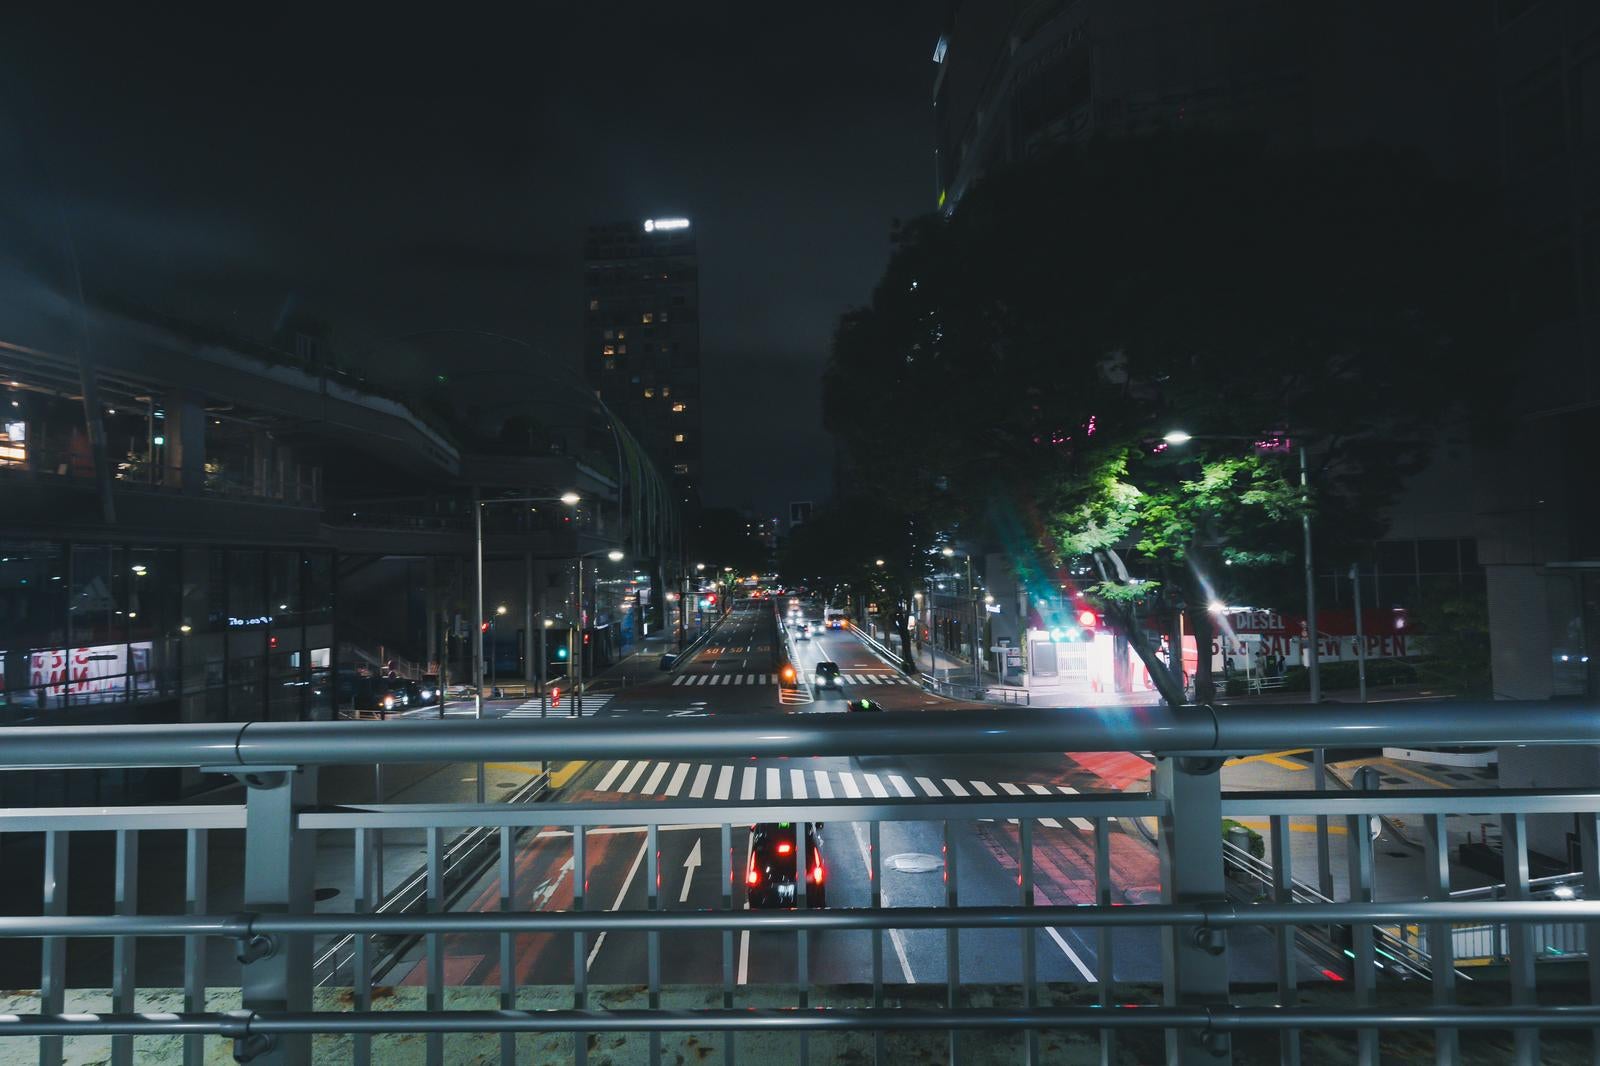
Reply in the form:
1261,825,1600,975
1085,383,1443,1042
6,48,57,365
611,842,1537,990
1302,443,1332,901
1351,563,1368,703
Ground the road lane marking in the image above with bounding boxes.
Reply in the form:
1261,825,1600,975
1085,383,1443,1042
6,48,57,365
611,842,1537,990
791,768,808,799
941,779,970,797
689,764,712,799
1040,818,1064,829
888,775,915,798
672,676,687,686
765,767,781,798
1000,782,1024,796
740,767,757,801
839,772,861,799
619,762,651,793
1028,784,1051,796
970,781,996,796
536,825,721,839
642,762,670,794
1055,786,1095,831
586,834,650,970
863,773,889,798
850,822,915,984
915,776,942,797
737,833,753,986
596,761,629,792
814,770,834,798
715,766,734,801
1045,923,1097,982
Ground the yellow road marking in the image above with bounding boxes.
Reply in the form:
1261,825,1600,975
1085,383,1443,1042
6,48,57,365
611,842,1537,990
548,761,589,788
1225,749,1310,770
1232,818,1348,835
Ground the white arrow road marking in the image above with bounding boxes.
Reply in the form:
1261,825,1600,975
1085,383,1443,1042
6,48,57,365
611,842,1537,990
531,856,576,908
679,838,703,904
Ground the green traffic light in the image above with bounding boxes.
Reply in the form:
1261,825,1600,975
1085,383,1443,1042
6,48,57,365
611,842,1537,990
556,647,569,660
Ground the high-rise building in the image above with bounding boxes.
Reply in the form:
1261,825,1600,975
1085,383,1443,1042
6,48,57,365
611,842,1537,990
583,218,703,511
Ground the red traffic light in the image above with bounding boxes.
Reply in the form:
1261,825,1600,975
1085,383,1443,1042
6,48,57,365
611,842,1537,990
706,593,716,604
480,621,490,633
1076,609,1098,628
549,686,561,704
582,632,591,645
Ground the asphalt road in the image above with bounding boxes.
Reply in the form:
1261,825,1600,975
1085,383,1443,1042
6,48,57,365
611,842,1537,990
389,596,1304,992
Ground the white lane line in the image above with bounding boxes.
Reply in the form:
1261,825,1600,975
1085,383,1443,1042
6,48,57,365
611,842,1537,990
715,766,734,801
689,764,712,799
740,767,757,801
586,834,650,970
1045,923,1098,982
1000,782,1024,796
863,773,889,798
737,833,753,985
814,770,834,799
942,778,970,797
1028,783,1052,796
664,763,691,798
734,675,746,685
535,824,720,840
790,768,808,799
1056,785,1095,831
887,775,915,798
596,761,629,792
765,767,781,798
850,821,915,984
1040,818,1064,829
642,762,670,794
618,761,651,793
839,772,862,799
915,776,942,797
970,781,996,796
672,676,687,686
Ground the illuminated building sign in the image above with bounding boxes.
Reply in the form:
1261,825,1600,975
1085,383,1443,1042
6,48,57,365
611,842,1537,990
643,218,690,232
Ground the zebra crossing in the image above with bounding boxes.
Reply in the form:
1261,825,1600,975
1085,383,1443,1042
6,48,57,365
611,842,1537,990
585,757,1101,828
503,694,613,718
671,671,912,687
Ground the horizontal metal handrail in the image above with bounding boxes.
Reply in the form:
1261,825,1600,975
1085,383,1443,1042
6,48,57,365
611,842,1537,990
2,900,1595,939
3,701,1596,770
4,1006,1600,1037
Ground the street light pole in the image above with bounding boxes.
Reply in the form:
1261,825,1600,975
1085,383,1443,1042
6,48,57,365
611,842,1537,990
473,488,485,722
1302,443,1333,901
968,555,982,691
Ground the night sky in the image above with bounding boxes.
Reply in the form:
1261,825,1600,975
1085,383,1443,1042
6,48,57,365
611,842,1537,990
0,5,933,516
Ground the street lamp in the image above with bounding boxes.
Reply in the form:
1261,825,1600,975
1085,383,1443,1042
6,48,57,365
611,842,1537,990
942,547,983,690
569,546,628,703
474,492,580,723
1165,427,1329,899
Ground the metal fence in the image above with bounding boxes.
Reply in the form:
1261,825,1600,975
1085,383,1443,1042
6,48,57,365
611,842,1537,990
0,704,1598,1066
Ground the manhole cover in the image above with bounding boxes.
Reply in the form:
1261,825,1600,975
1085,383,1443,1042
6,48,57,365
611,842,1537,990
313,887,340,902
885,853,942,874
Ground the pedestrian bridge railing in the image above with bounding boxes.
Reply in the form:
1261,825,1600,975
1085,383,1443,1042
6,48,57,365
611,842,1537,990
0,704,1597,1066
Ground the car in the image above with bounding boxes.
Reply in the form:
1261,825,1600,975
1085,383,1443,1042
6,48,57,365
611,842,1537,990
342,676,411,717
847,698,884,713
796,629,809,641
414,674,441,705
746,822,826,909
813,661,842,691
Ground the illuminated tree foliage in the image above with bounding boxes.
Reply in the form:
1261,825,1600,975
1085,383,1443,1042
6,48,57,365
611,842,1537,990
826,132,1513,704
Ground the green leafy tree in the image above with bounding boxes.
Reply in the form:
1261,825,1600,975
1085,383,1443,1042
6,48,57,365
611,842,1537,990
825,132,1514,705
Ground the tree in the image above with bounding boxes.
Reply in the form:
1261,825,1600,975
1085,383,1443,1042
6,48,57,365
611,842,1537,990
824,132,1514,704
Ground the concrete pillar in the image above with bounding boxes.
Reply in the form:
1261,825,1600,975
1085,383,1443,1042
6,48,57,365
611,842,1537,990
174,395,206,495
525,551,536,682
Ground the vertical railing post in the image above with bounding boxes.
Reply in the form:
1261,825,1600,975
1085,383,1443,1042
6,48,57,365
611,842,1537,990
1501,813,1539,1065
111,829,140,1066
1153,755,1230,1064
239,767,318,1065
1578,811,1599,1064
184,829,209,1066
1346,768,1379,1065
1268,816,1300,1066
1422,814,1459,1066
1019,817,1038,1066
1094,815,1116,1066
39,830,68,1066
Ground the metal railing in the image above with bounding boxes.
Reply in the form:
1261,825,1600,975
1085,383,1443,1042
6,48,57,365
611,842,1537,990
0,703,1598,1066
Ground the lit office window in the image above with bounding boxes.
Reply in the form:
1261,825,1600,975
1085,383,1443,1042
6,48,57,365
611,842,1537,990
602,345,615,356
588,298,599,311
674,433,685,443
642,312,654,324
644,388,655,398
671,402,686,413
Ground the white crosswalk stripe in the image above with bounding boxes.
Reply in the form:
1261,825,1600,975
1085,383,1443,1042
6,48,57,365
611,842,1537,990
507,694,611,718
583,761,1101,820
668,670,914,687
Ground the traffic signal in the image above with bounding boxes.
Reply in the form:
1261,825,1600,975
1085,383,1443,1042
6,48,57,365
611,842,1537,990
582,632,590,645
1076,608,1098,629
480,621,490,633
556,646,569,660
706,593,716,605
549,686,561,705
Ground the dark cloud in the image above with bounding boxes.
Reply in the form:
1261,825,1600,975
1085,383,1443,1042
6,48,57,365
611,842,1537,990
0,4,932,514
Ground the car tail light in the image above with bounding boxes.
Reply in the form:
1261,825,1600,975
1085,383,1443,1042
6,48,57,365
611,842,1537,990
776,842,792,855
812,862,824,885
746,852,760,886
